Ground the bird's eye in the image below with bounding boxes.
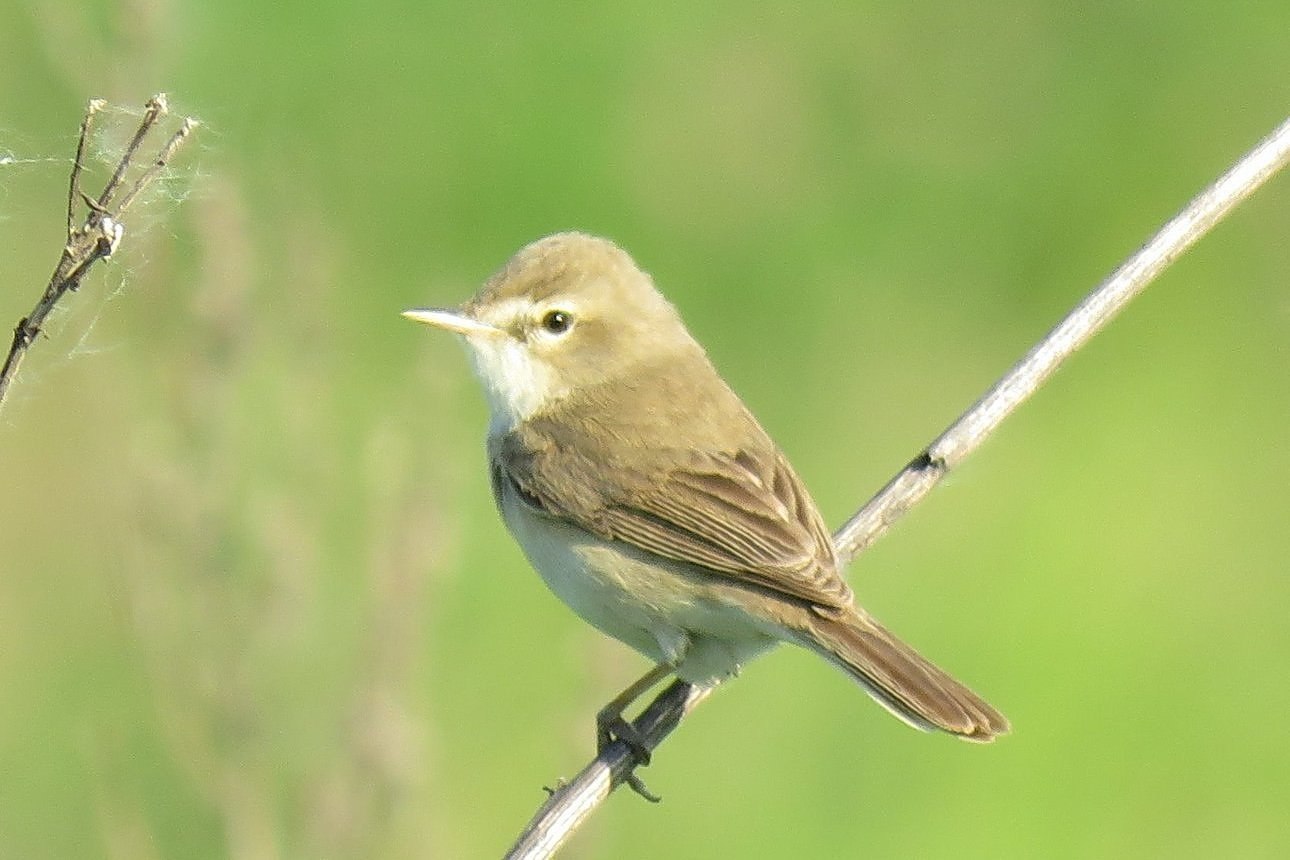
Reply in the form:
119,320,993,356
540,310,573,334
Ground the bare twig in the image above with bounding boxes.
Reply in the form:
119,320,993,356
95,94,169,211
66,98,105,236
0,94,200,413
114,113,199,214
504,114,1290,859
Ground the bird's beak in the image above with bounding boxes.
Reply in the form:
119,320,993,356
402,307,503,338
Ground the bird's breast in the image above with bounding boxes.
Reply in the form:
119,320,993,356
495,478,679,659
492,473,782,681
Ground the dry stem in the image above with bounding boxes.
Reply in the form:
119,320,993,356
0,94,199,412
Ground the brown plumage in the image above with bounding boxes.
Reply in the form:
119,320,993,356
410,232,1008,743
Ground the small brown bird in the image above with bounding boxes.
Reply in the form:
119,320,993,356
405,233,1007,784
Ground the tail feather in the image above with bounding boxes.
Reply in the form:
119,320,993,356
806,611,1009,742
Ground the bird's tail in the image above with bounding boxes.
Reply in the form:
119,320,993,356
804,610,1009,742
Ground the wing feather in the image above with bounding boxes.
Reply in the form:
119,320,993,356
494,418,852,611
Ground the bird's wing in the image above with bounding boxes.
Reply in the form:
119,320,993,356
494,427,852,611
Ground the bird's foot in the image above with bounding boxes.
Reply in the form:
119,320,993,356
596,711,661,802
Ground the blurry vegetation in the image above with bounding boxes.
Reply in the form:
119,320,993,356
1,1,1288,858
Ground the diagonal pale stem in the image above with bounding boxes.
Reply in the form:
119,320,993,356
832,113,1290,565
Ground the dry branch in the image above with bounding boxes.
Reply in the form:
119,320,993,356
0,94,199,412
505,114,1290,859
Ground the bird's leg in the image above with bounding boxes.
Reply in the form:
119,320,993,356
596,661,676,802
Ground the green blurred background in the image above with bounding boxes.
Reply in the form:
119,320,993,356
2,1,1288,857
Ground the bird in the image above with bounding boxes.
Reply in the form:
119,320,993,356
404,232,1007,794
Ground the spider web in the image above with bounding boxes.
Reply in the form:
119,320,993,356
0,99,204,419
